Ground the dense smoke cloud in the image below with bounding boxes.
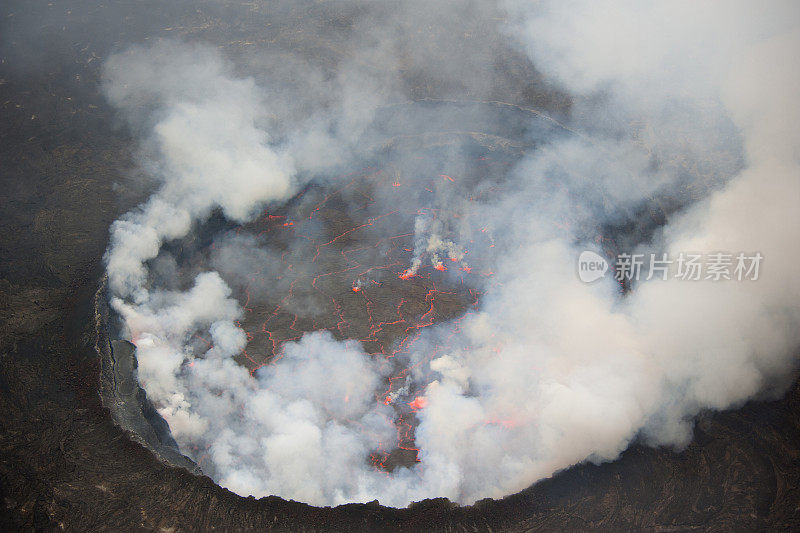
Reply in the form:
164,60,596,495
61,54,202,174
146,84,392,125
104,41,296,298
104,1,800,507
406,0,800,502
103,37,404,505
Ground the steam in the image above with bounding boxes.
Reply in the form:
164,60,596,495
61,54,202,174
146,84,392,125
406,0,800,502
404,215,467,276
104,42,296,298
104,2,800,508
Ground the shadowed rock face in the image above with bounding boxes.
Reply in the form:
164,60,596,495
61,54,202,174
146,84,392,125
2,1,800,531
101,333,200,475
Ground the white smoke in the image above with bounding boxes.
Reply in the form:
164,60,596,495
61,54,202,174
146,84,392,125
101,40,410,506
405,0,800,503
404,215,467,276
103,42,296,299
103,2,800,508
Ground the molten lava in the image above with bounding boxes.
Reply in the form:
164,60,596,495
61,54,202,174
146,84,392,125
408,396,428,411
224,167,489,472
398,270,415,280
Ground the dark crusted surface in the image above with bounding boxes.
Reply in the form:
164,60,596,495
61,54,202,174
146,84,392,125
101,332,201,475
2,1,800,531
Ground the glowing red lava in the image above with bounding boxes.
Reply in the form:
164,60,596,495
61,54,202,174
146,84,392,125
398,270,415,280
485,418,519,429
218,166,513,473
407,396,428,411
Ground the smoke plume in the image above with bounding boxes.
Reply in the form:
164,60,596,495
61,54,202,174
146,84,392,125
104,1,800,507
